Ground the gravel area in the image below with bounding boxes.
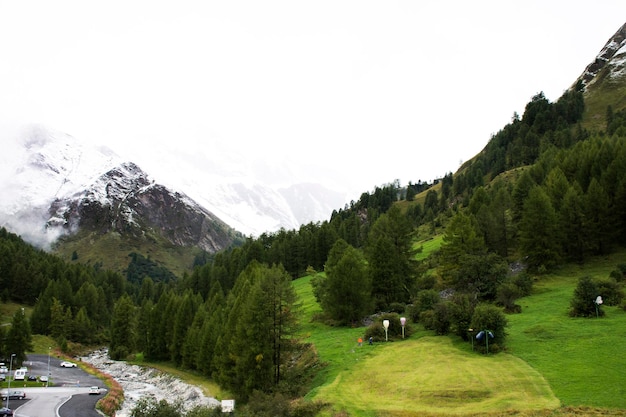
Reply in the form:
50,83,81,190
80,349,221,416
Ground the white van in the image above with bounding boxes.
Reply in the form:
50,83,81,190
14,368,26,381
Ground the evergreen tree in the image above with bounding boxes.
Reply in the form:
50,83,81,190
322,241,371,324
5,308,33,365
109,294,137,360
518,185,562,272
366,206,415,309
49,297,69,341
584,178,614,255
560,183,586,262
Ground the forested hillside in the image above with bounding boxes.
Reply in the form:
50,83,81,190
2,72,626,415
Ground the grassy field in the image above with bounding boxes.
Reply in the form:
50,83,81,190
507,253,626,409
294,249,626,416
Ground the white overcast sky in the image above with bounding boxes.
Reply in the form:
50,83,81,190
1,1,625,201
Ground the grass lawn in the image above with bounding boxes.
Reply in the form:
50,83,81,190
294,276,558,416
294,250,626,416
507,252,626,409
313,337,557,416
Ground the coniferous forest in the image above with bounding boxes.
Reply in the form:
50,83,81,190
3,80,626,411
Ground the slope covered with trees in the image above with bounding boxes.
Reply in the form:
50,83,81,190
3,64,626,415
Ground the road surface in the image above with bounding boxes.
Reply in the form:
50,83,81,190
6,354,104,417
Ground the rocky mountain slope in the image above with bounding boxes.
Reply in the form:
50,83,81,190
47,161,237,254
576,21,626,131
0,124,344,272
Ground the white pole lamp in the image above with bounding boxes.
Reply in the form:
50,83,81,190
595,296,603,318
383,319,390,341
400,317,406,339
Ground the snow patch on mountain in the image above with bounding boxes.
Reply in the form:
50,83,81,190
0,124,344,247
0,124,121,246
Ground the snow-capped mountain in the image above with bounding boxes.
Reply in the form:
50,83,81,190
0,124,344,250
577,22,626,87
47,161,237,253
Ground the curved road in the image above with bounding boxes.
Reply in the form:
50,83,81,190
8,354,104,417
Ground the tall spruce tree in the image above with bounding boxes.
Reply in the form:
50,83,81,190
518,185,562,272
324,243,371,324
5,308,33,366
109,294,137,360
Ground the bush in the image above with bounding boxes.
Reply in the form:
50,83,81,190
496,282,522,313
570,276,605,317
364,313,412,341
130,397,182,417
595,277,624,306
432,302,451,335
512,271,533,296
470,304,508,351
610,267,625,283
388,302,406,314
419,310,435,331
448,293,477,340
408,290,440,322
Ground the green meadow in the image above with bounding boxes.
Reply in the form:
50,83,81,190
294,249,626,416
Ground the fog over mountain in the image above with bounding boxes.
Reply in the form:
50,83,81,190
0,124,345,247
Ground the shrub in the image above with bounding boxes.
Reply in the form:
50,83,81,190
512,271,533,296
448,293,477,340
595,277,624,306
496,282,522,313
419,310,435,331
130,397,182,417
470,304,508,351
364,313,412,341
432,302,451,335
388,302,406,314
570,276,605,317
408,289,440,322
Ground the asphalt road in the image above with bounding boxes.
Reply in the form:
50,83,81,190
6,354,105,417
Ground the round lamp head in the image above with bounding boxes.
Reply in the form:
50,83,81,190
383,319,390,329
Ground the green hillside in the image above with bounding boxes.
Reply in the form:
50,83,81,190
294,249,626,416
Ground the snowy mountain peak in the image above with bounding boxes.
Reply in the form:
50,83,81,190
1,124,345,250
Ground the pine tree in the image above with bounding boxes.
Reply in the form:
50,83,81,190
5,308,33,365
325,244,371,324
518,185,562,272
109,294,137,360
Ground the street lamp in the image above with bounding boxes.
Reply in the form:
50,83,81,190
383,320,390,341
400,317,406,339
47,347,51,388
7,353,15,409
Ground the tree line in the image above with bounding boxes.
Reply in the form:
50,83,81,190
2,83,626,407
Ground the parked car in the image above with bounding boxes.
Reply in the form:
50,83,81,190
0,390,25,401
0,364,7,373
39,375,49,383
60,361,77,368
89,386,100,395
12,369,26,381
27,375,37,381
0,407,12,416
0,375,5,382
